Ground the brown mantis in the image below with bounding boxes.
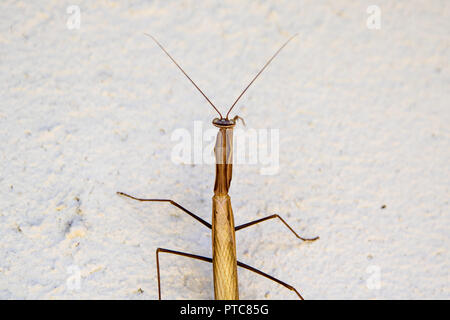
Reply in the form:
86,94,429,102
117,33,318,300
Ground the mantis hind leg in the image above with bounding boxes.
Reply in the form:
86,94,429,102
117,191,211,229
155,248,305,300
235,214,319,241
236,260,305,300
155,248,212,300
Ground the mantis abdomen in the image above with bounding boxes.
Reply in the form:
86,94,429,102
212,194,239,299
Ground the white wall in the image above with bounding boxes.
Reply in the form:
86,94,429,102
0,0,448,299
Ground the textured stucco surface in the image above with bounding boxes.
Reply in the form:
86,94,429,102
0,1,448,299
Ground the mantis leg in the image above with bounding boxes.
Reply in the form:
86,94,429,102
155,248,305,300
155,248,212,300
236,260,305,300
235,214,319,241
117,191,211,229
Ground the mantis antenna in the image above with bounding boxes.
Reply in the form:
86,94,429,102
144,33,223,118
225,33,298,119
145,33,298,120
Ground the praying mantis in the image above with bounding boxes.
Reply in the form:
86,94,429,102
117,33,318,300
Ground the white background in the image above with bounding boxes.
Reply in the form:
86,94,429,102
0,1,448,299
